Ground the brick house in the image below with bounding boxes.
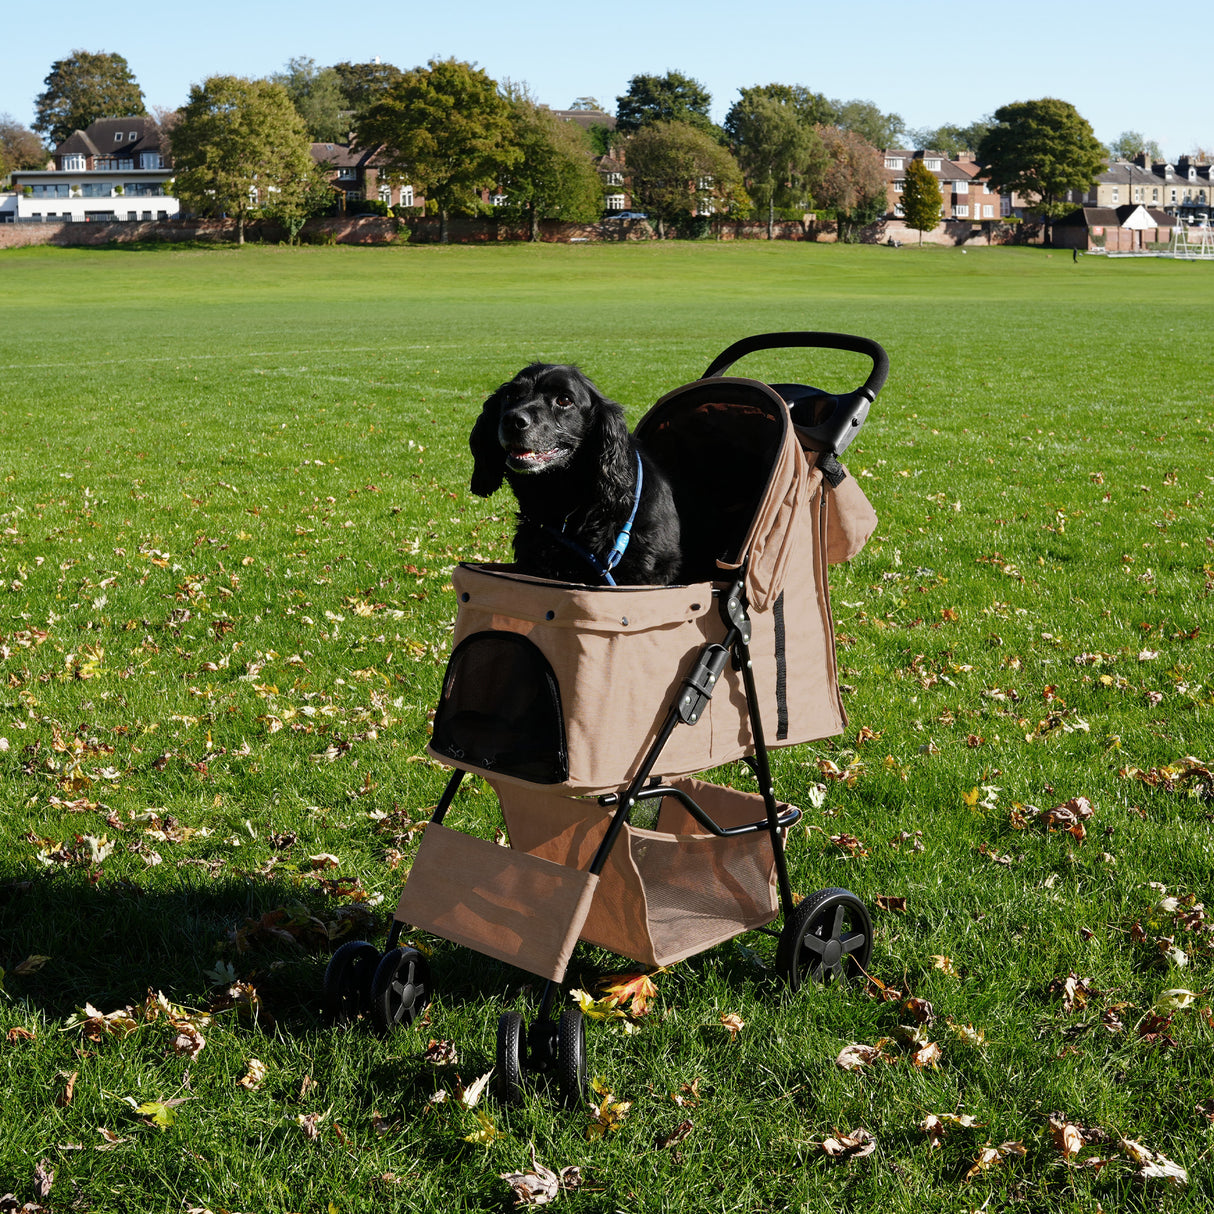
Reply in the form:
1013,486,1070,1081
310,141,421,210
1,115,178,223
882,149,1002,223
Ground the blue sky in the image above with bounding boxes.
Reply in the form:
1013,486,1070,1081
5,0,1208,160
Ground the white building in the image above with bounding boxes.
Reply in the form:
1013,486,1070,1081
1,115,179,224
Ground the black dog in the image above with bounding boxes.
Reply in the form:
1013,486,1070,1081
470,363,682,585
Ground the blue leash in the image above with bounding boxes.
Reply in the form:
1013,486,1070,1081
535,450,643,586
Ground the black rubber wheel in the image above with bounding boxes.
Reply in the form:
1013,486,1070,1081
776,887,873,991
369,946,431,1032
555,1006,588,1108
496,1011,527,1104
322,939,380,1024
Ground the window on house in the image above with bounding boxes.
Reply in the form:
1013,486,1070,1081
141,152,163,169
954,180,968,193
924,158,941,170
605,193,625,211
63,154,86,171
893,179,905,192
1170,189,1178,203
885,157,903,170
983,204,993,218
953,204,969,218
605,172,623,186
894,202,904,217
115,132,124,143
400,185,414,207
1153,188,1159,200
379,184,392,204
1112,187,1119,203
129,131,138,142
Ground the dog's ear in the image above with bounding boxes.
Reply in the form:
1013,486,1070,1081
469,390,505,498
585,382,635,500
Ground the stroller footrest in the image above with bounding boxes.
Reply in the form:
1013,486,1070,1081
394,823,599,983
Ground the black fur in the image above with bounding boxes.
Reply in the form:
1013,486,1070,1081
470,363,682,585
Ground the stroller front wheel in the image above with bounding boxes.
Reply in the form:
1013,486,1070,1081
369,946,432,1032
556,1006,588,1108
322,939,380,1024
496,1011,527,1104
776,888,872,991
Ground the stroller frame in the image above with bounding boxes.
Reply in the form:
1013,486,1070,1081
323,332,888,1106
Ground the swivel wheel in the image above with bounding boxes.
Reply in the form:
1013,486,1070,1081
556,1006,588,1108
496,1011,527,1104
369,946,432,1032
322,939,381,1024
776,887,872,991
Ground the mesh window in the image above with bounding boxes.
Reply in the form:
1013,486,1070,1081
430,631,568,784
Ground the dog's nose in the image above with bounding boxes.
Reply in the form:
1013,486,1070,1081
501,410,528,434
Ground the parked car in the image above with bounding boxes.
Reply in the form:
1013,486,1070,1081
604,211,648,221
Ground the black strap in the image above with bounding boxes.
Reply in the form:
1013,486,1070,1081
773,591,788,741
818,452,847,487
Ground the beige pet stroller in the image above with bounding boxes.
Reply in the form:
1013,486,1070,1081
324,333,887,1105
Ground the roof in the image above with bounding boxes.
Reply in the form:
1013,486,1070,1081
551,109,615,130
61,116,162,158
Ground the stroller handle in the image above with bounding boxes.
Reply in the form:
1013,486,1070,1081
701,331,889,456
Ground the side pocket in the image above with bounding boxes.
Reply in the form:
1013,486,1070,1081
430,631,568,784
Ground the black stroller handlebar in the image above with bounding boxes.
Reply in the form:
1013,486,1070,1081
701,331,889,457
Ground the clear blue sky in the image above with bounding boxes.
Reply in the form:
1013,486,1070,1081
5,0,1207,160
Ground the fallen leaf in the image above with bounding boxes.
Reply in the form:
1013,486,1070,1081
33,1161,53,1201
455,1071,493,1109
819,1127,876,1160
929,955,959,978
238,1059,267,1091
598,969,661,1017
875,895,906,912
1154,988,1200,1011
656,1119,694,1150
586,1076,631,1139
55,1071,77,1107
720,1012,745,1041
13,955,51,976
500,1146,560,1207
1050,1116,1085,1159
911,1041,942,1069
464,1110,501,1146
835,1042,890,1071
422,1039,459,1067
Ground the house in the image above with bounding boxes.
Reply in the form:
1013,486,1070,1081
310,141,420,210
1069,157,1211,219
882,149,1003,223
1,116,178,224
1052,203,1176,252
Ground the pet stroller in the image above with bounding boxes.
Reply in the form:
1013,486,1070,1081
324,332,888,1105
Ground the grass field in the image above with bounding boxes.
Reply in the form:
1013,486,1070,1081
0,240,1211,1213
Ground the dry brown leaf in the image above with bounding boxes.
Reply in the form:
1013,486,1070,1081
1050,1116,1085,1158
499,1145,564,1207
720,1012,745,1041
598,969,661,1017
820,1127,876,1160
929,955,959,978
237,1059,267,1091
55,1071,77,1108
836,1042,888,1071
656,1118,694,1150
911,1041,942,1069
422,1039,459,1067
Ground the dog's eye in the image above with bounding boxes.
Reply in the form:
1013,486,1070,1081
554,394,574,409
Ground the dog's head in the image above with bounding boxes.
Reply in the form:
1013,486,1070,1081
469,363,628,498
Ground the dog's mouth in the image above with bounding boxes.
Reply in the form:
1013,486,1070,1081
505,445,564,472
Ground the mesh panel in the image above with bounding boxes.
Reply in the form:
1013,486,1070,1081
430,631,568,783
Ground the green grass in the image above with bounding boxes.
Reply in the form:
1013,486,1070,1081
0,241,1211,1212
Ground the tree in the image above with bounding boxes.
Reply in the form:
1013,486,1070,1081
724,90,825,236
0,115,47,176
170,76,317,245
273,57,350,143
332,60,404,116
900,156,943,244
1108,130,1163,163
815,126,888,242
977,98,1107,244
907,119,992,158
34,50,146,147
833,99,904,150
355,58,518,243
496,97,604,240
615,72,717,137
624,120,748,238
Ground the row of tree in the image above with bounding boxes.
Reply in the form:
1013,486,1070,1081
0,49,1163,245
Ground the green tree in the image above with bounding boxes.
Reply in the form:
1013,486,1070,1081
615,72,717,137
332,60,404,116
907,118,992,158
355,58,518,243
833,99,904,150
273,57,350,143
724,90,825,236
1107,130,1163,163
900,156,943,244
170,76,317,245
34,50,146,147
977,98,1107,244
815,125,888,243
496,97,604,240
0,116,47,176
625,120,748,238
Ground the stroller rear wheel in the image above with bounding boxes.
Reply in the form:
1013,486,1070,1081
777,888,872,991
369,946,431,1032
323,939,380,1024
556,1006,588,1108
496,1011,527,1104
